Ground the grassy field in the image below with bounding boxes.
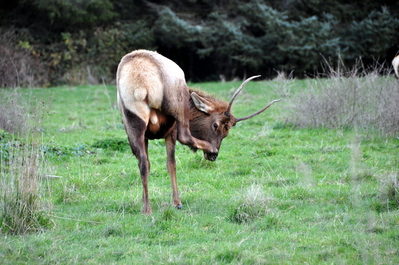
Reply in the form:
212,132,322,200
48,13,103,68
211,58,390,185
1,78,399,264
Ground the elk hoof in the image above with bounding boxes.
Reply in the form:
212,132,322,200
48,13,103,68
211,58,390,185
176,204,182,210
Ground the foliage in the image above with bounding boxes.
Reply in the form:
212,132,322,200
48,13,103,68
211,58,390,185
32,0,117,29
0,28,49,88
1,0,399,85
154,7,199,49
340,7,399,64
91,138,130,152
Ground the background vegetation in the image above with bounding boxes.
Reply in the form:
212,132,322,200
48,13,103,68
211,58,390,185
1,68,398,263
1,0,399,86
1,0,399,263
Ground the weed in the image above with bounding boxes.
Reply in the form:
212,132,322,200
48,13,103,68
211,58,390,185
0,130,14,161
0,139,53,234
0,90,52,235
230,184,270,224
161,205,177,221
215,248,241,263
0,28,49,88
91,138,130,152
374,173,399,212
103,224,123,237
0,89,28,133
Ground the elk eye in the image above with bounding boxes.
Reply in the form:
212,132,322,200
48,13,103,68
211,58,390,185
213,123,218,131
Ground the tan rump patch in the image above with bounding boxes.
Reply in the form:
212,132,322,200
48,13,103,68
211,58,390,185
133,88,147,101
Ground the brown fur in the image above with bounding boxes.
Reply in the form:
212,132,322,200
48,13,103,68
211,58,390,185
116,50,276,214
117,50,221,214
188,88,236,153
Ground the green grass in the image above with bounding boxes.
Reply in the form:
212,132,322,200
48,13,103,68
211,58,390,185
1,80,399,264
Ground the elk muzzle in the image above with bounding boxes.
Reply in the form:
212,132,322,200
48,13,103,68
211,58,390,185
204,151,218,161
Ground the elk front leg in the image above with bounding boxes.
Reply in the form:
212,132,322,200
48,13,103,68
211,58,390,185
176,121,218,154
165,132,182,209
141,139,151,214
168,89,218,154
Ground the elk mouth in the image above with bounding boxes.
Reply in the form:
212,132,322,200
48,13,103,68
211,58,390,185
204,152,218,161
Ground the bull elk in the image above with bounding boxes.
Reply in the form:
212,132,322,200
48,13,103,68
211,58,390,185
116,49,281,214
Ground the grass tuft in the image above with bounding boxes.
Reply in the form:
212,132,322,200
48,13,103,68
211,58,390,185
375,173,399,212
91,138,130,152
0,89,52,235
160,204,178,221
0,90,28,133
0,137,53,234
229,184,270,224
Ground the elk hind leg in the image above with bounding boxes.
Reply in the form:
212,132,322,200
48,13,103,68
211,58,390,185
123,107,152,214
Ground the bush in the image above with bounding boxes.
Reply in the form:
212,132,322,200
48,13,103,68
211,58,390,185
0,135,53,234
0,28,49,88
0,89,30,134
375,173,399,212
0,90,52,235
286,59,399,136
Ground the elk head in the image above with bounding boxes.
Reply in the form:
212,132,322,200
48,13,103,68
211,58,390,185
189,75,281,161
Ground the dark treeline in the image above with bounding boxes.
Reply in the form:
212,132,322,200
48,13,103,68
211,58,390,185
1,0,399,87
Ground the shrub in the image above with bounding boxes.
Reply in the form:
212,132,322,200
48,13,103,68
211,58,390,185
375,173,399,212
0,27,49,88
0,90,52,235
0,137,53,234
0,89,28,133
286,59,399,136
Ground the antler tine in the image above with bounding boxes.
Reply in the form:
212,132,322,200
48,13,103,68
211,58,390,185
235,99,282,123
225,75,261,117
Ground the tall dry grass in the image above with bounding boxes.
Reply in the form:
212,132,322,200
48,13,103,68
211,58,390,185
285,60,399,136
0,137,52,234
0,90,52,235
0,89,28,133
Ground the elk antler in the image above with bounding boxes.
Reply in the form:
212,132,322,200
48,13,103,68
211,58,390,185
224,75,281,121
225,75,261,117
235,98,282,122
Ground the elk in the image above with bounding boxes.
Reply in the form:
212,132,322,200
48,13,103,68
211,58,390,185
392,55,399,78
116,49,281,214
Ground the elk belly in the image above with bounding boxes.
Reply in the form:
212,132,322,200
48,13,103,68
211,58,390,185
146,109,176,139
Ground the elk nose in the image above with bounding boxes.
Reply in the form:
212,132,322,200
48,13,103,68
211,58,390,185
205,152,218,161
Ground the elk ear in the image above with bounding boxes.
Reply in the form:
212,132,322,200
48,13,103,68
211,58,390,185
191,92,215,113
